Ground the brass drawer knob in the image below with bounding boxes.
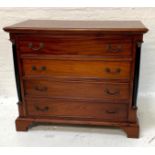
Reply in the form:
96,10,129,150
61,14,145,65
28,42,44,51
40,66,46,71
106,110,117,114
107,44,122,53
32,66,37,71
35,86,47,92
105,89,120,95
35,106,49,112
105,68,121,74
31,66,46,71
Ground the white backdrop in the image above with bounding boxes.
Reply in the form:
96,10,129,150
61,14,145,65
0,7,154,98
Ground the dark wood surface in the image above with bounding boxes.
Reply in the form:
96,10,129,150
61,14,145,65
3,20,148,33
12,43,22,103
18,35,132,56
3,20,148,138
24,79,130,101
26,98,127,121
22,59,131,80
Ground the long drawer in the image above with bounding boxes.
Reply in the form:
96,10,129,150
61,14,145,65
22,59,131,80
18,36,132,57
24,79,130,101
26,98,128,121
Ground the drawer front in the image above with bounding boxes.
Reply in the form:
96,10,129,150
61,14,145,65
24,80,130,101
19,36,132,57
22,59,131,80
26,99,128,121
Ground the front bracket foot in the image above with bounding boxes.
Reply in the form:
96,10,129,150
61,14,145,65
15,117,33,131
121,123,139,138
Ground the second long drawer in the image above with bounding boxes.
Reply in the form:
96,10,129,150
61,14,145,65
22,59,131,80
24,79,130,101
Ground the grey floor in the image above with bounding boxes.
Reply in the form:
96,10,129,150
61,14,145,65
0,96,155,146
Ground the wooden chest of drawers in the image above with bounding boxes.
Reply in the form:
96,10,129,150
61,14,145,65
3,20,148,138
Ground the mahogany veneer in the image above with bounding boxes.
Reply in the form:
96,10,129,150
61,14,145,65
3,20,148,138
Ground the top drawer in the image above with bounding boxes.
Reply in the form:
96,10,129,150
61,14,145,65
18,36,133,57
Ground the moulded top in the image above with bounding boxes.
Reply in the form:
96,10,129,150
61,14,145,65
3,20,148,34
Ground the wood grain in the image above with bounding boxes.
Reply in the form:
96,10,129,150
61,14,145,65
22,59,131,80
3,20,148,34
26,98,128,121
3,20,148,138
18,35,132,57
24,79,130,101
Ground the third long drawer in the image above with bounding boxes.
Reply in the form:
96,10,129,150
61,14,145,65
24,79,131,101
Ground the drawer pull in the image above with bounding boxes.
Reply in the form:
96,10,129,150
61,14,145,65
31,66,46,71
32,66,37,71
35,86,47,92
40,66,46,71
106,110,117,114
105,68,121,74
28,42,44,51
107,44,122,53
35,106,49,112
105,89,120,95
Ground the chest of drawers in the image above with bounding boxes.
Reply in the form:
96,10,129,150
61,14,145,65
4,20,148,138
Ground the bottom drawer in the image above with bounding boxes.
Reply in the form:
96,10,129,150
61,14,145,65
26,99,128,121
